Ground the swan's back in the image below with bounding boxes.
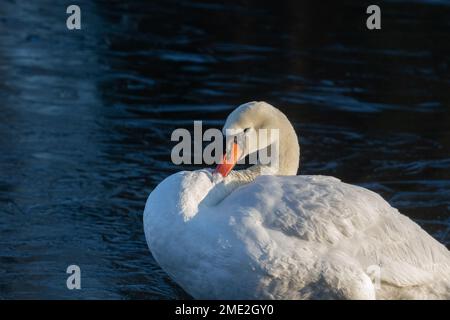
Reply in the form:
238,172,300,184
222,175,450,299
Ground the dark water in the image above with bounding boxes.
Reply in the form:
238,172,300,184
0,0,449,299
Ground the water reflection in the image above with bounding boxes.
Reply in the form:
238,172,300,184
0,0,449,299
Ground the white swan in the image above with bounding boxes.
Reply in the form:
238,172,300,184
144,101,450,299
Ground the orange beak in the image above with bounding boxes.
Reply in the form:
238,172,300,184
215,142,240,177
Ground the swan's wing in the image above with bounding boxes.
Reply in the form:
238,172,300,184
351,208,450,287
225,175,450,288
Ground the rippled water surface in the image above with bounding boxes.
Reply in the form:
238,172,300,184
0,0,449,299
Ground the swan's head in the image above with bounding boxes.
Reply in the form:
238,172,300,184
216,101,300,177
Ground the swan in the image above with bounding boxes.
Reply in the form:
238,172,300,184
143,101,450,299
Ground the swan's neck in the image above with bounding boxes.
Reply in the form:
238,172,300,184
275,118,300,175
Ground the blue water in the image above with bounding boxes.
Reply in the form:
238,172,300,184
0,0,449,299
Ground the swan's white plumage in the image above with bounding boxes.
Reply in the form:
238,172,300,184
144,170,450,299
143,101,450,299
